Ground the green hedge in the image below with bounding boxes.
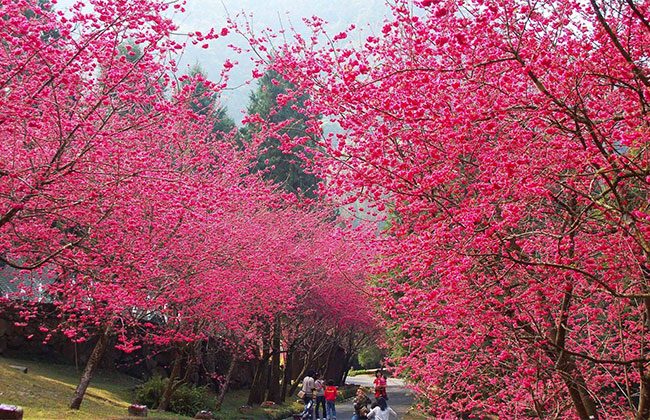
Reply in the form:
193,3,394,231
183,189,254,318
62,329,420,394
134,375,217,417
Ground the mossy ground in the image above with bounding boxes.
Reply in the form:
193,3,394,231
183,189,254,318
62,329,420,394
0,356,303,420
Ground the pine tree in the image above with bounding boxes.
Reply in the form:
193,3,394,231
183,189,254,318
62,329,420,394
244,70,321,199
186,65,236,139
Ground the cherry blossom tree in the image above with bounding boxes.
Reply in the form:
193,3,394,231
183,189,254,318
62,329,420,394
2,2,380,413
240,205,376,404
0,0,260,408
250,0,650,417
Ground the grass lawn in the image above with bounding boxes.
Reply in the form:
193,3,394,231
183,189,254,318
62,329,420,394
0,356,304,420
0,356,189,419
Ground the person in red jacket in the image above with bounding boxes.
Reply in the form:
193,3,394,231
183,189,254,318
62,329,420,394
324,380,338,420
373,370,387,400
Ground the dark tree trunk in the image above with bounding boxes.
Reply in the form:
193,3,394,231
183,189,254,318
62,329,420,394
287,352,310,397
637,366,650,420
248,341,271,405
268,317,282,402
280,348,294,402
216,356,237,408
203,341,217,391
323,344,336,380
556,351,599,419
338,353,353,386
247,358,269,405
548,289,599,420
636,268,650,420
159,347,183,412
69,325,112,409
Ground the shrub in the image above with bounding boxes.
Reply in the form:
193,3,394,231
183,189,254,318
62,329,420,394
168,383,216,416
135,375,166,409
357,345,383,369
135,375,217,416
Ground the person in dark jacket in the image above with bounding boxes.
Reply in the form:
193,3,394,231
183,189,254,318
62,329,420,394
351,389,372,420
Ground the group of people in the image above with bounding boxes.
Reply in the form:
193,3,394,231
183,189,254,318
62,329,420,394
300,370,397,420
300,370,339,420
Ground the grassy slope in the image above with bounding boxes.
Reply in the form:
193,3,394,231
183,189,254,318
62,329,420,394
0,356,304,420
0,356,189,420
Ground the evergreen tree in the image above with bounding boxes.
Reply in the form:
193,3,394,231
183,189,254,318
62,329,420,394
243,70,321,199
186,65,236,139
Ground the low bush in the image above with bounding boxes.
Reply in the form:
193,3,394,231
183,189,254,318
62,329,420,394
135,375,217,417
134,375,166,410
336,385,360,401
263,404,300,420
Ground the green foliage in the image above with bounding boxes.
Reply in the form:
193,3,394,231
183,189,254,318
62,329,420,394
336,385,361,401
185,65,236,139
135,375,217,417
243,69,321,198
134,375,166,409
357,345,383,369
168,383,216,416
348,368,380,377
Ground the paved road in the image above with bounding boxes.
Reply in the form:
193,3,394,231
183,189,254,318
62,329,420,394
334,375,415,420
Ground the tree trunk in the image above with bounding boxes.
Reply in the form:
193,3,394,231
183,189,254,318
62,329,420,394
556,351,599,420
159,347,183,412
338,353,353,386
287,353,310,397
69,325,112,409
637,267,650,420
216,356,237,408
204,341,217,391
248,340,271,405
322,344,336,380
280,348,294,402
548,288,598,420
636,365,650,420
268,317,282,402
247,358,269,405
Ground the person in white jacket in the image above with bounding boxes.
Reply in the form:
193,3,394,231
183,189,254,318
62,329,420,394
367,397,397,420
301,369,317,420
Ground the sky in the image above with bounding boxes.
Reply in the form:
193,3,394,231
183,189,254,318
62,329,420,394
54,0,402,121
55,0,393,121
169,0,392,122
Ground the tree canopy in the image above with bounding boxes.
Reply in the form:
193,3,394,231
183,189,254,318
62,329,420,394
256,0,650,417
0,0,377,409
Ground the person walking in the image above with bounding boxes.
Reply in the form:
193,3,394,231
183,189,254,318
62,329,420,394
314,373,327,420
367,397,397,420
324,379,338,420
351,388,372,420
300,369,317,420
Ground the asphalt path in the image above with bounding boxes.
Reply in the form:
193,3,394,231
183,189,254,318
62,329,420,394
334,375,415,420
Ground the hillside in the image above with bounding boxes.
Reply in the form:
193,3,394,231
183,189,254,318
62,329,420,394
0,356,189,420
